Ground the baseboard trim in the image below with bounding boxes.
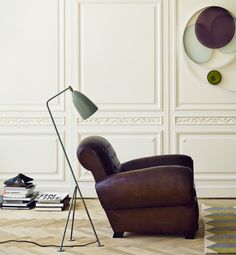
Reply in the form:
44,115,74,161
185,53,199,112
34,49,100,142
196,186,236,198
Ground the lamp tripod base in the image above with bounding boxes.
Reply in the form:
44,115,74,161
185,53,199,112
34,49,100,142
58,186,102,252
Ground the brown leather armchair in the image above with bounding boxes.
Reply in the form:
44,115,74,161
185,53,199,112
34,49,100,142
77,136,199,239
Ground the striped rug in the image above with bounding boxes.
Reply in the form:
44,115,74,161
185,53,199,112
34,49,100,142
202,204,236,254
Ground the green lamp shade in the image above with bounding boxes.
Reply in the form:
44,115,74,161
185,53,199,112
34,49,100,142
72,91,98,120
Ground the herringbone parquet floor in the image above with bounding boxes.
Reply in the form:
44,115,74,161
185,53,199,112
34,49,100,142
0,199,234,255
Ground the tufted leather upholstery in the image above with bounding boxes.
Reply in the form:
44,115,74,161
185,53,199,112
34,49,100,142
77,136,199,238
77,136,121,182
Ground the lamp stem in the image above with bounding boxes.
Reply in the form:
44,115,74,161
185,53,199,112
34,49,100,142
46,89,102,248
47,86,72,103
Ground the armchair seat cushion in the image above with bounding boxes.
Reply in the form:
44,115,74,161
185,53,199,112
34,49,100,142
96,165,194,210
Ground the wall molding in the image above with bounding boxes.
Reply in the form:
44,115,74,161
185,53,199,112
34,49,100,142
77,117,162,125
196,186,236,198
0,117,64,126
195,172,236,181
175,116,236,125
78,0,161,3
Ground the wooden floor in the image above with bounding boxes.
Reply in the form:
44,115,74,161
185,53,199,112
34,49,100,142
0,199,235,255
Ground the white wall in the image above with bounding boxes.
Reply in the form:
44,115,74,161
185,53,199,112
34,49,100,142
0,0,236,197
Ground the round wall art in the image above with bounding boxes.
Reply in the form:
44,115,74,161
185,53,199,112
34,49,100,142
183,6,236,90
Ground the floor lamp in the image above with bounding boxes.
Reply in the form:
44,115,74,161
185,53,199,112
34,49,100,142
46,86,102,251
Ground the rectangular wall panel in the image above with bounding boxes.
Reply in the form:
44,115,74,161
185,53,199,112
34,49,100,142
177,133,236,175
79,1,162,111
175,131,236,197
0,0,64,111
0,132,64,181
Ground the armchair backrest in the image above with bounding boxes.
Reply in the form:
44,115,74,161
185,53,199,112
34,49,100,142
77,136,121,182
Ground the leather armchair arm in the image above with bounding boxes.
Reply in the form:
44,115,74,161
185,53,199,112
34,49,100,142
121,154,193,172
96,165,194,210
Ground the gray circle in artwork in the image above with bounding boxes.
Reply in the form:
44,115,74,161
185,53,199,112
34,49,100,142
183,25,213,64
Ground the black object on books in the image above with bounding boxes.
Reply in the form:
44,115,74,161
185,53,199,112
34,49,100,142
4,173,33,187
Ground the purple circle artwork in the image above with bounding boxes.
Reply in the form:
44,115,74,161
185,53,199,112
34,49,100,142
195,6,235,49
183,6,236,87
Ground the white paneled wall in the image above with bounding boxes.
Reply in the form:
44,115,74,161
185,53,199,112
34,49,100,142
0,0,70,194
0,0,236,197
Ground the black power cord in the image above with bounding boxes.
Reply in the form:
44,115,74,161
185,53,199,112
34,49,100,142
0,239,97,248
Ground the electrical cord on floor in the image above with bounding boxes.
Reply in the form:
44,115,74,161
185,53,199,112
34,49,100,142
0,239,97,248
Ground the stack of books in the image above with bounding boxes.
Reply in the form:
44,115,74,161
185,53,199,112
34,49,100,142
2,183,38,210
35,192,70,211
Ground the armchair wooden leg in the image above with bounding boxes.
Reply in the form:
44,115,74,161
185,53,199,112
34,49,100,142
185,232,195,239
113,232,124,238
